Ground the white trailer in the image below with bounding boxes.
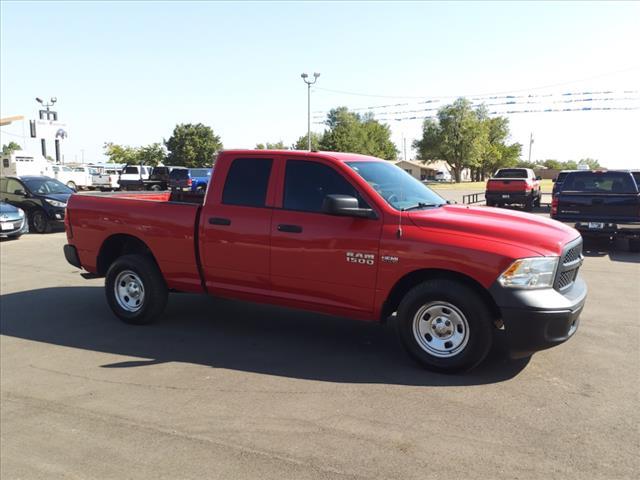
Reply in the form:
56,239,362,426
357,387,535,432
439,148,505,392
0,150,54,177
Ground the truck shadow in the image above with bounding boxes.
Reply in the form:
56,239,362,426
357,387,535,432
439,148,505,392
582,237,639,263
0,286,530,387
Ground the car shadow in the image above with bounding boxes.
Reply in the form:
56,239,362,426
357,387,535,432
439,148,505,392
0,286,530,387
582,237,640,263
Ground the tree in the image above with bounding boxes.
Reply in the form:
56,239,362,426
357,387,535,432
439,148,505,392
293,132,321,151
318,107,397,160
165,123,222,168
413,98,484,182
103,142,166,166
542,159,563,170
578,158,601,169
2,141,21,155
476,115,521,180
103,142,139,164
256,141,288,150
137,143,166,166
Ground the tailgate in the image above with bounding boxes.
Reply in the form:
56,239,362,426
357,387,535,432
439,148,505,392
557,193,640,222
487,179,529,192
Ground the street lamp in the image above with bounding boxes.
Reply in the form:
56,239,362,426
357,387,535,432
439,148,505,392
301,72,320,151
35,97,57,112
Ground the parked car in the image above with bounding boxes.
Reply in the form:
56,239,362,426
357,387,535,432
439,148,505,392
51,165,87,190
63,150,586,373
0,201,28,239
552,170,580,197
551,170,640,252
485,168,541,210
168,167,212,193
1,176,73,233
434,170,452,182
118,165,151,191
69,165,100,190
92,165,123,191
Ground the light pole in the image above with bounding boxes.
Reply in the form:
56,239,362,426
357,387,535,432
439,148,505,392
300,72,320,151
528,132,534,164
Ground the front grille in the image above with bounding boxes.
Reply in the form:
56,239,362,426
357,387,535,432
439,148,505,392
554,237,583,291
563,243,582,264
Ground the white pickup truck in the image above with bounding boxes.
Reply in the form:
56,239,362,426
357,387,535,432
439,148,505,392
91,165,123,191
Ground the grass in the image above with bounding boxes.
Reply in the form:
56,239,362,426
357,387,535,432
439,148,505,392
429,179,553,193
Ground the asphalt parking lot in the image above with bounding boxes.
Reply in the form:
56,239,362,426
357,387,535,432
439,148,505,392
1,221,639,479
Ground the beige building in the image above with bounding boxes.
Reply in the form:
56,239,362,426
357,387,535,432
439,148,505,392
393,159,471,182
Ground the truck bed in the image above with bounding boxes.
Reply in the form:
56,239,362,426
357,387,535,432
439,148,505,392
67,190,205,293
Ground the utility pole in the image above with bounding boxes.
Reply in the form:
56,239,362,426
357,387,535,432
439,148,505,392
403,137,407,161
300,72,320,150
528,132,534,164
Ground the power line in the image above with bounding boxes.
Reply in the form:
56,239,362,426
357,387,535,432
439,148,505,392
314,65,639,100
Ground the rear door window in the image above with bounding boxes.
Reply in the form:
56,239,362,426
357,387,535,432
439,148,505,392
222,158,273,207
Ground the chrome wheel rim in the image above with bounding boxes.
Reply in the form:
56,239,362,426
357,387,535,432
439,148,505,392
412,301,470,358
114,270,145,312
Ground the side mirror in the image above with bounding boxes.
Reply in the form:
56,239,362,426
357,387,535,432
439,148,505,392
536,176,542,181
322,194,376,219
14,189,26,196
551,178,556,183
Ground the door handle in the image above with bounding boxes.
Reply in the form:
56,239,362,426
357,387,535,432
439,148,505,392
277,224,303,233
209,217,231,226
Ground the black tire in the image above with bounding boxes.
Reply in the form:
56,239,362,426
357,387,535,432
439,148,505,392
396,279,493,373
629,239,640,253
524,196,534,211
30,209,51,234
534,194,541,208
105,254,168,325
486,199,494,207
150,184,162,191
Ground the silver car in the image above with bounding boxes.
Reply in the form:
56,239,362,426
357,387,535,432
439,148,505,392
0,201,28,238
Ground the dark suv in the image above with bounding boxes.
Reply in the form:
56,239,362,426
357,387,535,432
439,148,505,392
168,168,212,193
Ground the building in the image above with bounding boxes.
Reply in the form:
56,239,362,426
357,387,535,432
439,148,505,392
393,159,472,182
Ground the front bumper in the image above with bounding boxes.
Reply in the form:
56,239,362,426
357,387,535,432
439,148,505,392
46,208,66,222
489,276,587,358
0,216,28,236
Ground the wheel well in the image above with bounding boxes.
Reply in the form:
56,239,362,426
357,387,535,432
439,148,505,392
96,234,155,276
381,269,500,322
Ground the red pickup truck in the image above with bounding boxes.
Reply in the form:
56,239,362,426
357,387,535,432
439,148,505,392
64,150,586,373
486,168,542,210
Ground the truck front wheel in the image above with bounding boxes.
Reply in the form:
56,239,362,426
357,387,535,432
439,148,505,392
105,254,168,325
396,279,493,373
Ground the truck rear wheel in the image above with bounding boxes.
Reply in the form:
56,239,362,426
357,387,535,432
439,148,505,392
105,254,168,325
396,279,492,373
524,196,534,211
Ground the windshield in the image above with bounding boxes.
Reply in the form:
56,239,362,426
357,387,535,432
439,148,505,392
347,161,445,210
494,169,527,178
24,178,73,195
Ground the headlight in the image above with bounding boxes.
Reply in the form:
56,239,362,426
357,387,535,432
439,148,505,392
17,208,25,218
498,257,559,289
45,199,67,208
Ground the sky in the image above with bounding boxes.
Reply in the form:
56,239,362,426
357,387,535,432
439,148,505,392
1,1,639,168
